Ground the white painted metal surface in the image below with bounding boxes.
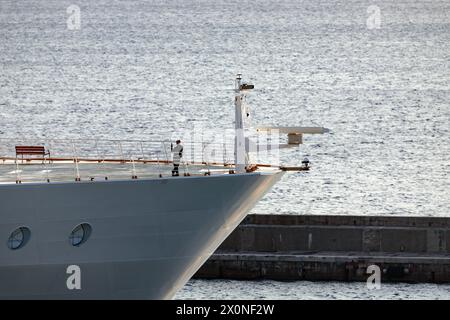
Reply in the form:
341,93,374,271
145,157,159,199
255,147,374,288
256,126,330,134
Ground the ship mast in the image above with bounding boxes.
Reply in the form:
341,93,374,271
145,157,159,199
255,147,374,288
234,74,253,173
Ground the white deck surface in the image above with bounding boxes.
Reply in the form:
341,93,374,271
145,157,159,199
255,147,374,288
0,160,233,184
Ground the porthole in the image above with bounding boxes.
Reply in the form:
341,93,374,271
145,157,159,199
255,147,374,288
7,227,31,250
69,223,92,247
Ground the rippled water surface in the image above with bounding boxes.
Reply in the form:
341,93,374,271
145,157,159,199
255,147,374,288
1,0,449,299
176,279,450,300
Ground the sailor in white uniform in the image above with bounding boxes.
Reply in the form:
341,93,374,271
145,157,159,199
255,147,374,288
171,140,183,176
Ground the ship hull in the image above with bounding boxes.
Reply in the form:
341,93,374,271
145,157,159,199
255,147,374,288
0,171,283,299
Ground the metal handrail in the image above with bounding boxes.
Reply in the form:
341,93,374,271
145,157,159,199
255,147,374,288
0,137,241,183
0,136,282,184
0,138,234,159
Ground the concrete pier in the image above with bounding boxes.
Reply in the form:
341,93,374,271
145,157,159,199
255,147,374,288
195,214,450,283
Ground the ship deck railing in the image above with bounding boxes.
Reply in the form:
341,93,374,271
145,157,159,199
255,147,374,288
0,137,282,184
